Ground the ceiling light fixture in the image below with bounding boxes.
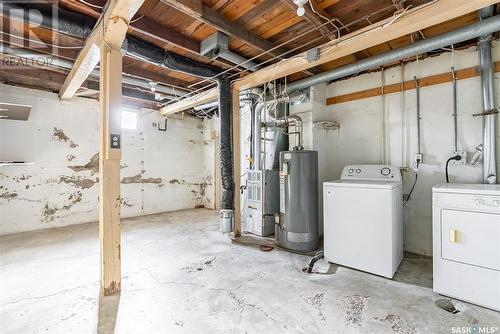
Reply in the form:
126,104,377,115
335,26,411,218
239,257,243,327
293,0,308,16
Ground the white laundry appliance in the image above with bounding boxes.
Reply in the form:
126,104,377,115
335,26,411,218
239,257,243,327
323,165,403,278
433,184,500,311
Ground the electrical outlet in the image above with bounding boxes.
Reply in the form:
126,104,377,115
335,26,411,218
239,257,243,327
450,151,467,165
414,153,423,164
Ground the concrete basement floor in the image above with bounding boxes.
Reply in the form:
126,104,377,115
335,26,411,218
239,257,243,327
1,209,499,334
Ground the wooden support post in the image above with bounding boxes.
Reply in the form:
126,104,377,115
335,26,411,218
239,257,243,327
99,46,122,296
231,85,241,237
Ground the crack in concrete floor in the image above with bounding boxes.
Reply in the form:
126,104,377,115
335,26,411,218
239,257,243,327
1,209,499,333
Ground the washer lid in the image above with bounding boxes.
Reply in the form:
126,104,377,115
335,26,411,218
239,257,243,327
324,179,402,190
433,183,500,196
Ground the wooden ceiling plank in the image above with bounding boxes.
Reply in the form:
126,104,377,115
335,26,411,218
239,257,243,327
59,0,146,100
60,0,200,54
160,0,285,57
317,0,341,10
236,0,281,26
234,0,498,91
281,0,335,40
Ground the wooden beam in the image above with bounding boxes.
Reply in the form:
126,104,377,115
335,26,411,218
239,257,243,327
231,84,241,237
59,32,101,100
235,0,281,26
326,62,500,105
281,0,335,40
160,0,202,17
316,0,341,10
160,87,218,115
61,0,200,54
233,0,498,91
131,19,200,53
59,0,145,100
160,0,286,58
99,46,122,296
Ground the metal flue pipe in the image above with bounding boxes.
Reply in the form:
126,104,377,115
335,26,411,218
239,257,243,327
285,14,500,93
478,5,497,184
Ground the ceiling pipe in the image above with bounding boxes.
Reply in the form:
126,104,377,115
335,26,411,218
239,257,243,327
218,51,260,72
0,44,187,98
478,5,497,184
285,14,500,93
2,3,223,83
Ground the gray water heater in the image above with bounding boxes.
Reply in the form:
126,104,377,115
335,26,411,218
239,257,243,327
276,150,319,252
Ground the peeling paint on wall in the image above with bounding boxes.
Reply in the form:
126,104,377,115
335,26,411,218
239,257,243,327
42,191,83,223
57,175,98,189
0,191,18,199
121,171,163,185
52,127,78,148
1,83,213,235
68,153,99,175
120,198,133,207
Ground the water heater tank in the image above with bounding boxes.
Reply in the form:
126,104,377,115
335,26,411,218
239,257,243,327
277,150,319,252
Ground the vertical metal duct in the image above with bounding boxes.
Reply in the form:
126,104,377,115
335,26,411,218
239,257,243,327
253,103,264,169
479,5,497,184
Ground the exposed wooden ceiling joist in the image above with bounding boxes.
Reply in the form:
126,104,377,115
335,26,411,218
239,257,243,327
60,0,201,54
235,0,282,26
161,87,218,115
281,0,335,40
234,0,498,91
159,0,287,58
159,0,497,114
59,0,146,100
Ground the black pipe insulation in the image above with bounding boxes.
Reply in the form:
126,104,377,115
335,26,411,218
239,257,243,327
2,4,223,78
218,76,234,211
4,3,235,213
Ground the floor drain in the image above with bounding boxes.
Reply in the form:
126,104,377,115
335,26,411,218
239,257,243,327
435,298,460,314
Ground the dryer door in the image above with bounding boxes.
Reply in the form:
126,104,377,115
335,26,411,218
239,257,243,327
441,209,500,271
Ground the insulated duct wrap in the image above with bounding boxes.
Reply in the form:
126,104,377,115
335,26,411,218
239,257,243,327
2,3,94,38
218,77,234,211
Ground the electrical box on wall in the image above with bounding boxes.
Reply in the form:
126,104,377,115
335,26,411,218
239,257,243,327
450,151,467,165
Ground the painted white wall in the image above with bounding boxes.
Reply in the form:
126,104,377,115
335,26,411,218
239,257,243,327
307,42,500,255
0,84,213,235
201,117,219,209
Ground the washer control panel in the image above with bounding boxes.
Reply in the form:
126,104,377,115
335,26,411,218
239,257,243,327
341,165,401,182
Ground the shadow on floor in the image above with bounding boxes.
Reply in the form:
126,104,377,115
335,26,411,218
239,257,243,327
98,294,120,334
393,252,433,288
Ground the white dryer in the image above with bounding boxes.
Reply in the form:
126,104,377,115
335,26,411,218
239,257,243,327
433,184,500,311
323,165,403,278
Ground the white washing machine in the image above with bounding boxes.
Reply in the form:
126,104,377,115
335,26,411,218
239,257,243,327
323,165,403,278
433,184,500,311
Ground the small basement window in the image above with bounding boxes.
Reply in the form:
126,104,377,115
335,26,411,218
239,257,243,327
121,110,138,131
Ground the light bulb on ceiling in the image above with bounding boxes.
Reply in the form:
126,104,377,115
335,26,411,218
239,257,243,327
297,5,305,16
293,0,308,17
149,81,157,92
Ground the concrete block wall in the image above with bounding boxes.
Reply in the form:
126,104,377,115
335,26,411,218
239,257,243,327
0,84,214,235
